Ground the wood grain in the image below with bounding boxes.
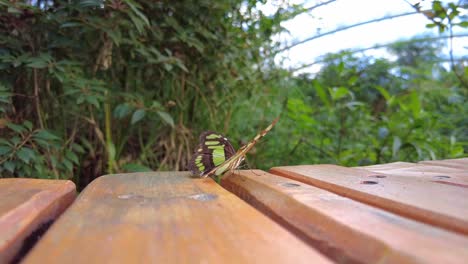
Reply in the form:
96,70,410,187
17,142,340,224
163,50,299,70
419,158,468,170
269,164,468,236
23,172,330,264
0,178,76,264
358,161,416,171
222,170,468,263
359,163,468,184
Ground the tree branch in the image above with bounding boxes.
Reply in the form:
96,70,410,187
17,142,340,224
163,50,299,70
278,10,428,53
304,0,337,12
291,33,468,72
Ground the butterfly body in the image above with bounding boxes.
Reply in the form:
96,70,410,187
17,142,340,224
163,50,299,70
188,117,279,179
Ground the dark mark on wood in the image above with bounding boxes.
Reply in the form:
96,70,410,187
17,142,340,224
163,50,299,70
431,180,468,189
433,175,451,179
10,219,54,264
280,182,301,188
368,175,386,178
361,181,378,185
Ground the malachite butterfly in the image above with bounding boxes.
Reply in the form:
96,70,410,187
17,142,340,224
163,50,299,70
188,117,279,180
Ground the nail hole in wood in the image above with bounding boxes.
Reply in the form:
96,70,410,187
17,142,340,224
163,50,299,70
434,175,450,179
280,182,301,188
369,175,386,178
361,180,378,185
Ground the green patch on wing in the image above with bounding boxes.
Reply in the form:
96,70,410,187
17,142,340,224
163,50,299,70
188,131,235,177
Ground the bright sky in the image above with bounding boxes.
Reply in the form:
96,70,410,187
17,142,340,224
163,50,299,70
263,0,468,74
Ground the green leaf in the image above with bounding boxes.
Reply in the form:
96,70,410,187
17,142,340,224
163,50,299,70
330,87,349,101
432,1,444,13
27,60,48,69
62,158,73,172
60,22,82,28
450,145,464,157
34,138,51,148
438,24,446,33
11,136,21,145
126,0,150,27
76,96,85,104
448,9,459,20
4,161,15,173
314,81,330,107
131,109,146,124
122,163,152,172
23,120,33,131
78,0,102,8
50,156,58,168
65,149,79,164
0,138,11,146
72,143,85,154
375,86,391,101
150,101,163,109
7,123,26,133
86,96,100,108
7,7,22,14
124,0,150,34
409,91,421,118
34,130,61,141
0,90,12,97
157,111,174,127
16,147,35,164
113,103,132,119
0,146,11,156
175,61,188,72
458,21,468,28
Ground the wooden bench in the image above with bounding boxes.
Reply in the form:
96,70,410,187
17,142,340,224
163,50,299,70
1,158,467,263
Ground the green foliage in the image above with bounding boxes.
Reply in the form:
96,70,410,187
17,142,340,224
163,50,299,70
0,0,466,188
259,44,467,168
0,0,291,188
420,1,467,33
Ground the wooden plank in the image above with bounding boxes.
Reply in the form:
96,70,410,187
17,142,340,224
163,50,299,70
0,178,76,264
23,172,330,264
269,164,468,236
360,163,468,184
222,170,468,263
419,158,468,170
358,161,416,171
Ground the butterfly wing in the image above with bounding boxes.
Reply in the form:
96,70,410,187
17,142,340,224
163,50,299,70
188,131,236,177
205,116,280,178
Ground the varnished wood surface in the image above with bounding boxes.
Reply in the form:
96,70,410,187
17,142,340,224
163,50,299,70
270,163,468,236
0,178,76,264
222,170,468,263
359,160,468,184
419,157,468,170
23,172,330,264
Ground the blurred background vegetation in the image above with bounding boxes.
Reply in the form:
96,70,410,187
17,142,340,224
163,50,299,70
0,0,466,190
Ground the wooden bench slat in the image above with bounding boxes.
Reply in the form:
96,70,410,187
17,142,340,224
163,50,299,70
269,164,468,236
23,172,330,264
357,161,416,171
222,170,468,263
419,158,468,170
0,179,76,264
359,163,468,184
